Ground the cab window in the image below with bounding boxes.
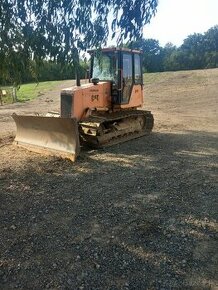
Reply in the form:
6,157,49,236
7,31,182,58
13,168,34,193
134,54,142,84
123,53,133,81
92,53,118,82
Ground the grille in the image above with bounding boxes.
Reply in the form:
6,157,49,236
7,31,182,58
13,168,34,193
61,94,73,118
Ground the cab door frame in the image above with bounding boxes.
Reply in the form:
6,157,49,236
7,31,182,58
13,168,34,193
118,50,143,105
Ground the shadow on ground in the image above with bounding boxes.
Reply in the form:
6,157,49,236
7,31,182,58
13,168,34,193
0,131,217,289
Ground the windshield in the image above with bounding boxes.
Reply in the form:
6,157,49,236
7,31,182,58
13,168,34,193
92,52,117,82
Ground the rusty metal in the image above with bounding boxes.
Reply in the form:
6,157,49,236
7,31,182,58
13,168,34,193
12,114,80,162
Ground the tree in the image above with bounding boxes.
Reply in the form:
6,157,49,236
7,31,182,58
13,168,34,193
126,25,218,73
128,38,163,72
181,33,206,69
204,25,218,68
161,43,177,71
204,26,218,52
0,0,158,86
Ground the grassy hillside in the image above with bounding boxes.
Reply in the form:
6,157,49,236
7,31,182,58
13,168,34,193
143,68,218,132
1,68,218,106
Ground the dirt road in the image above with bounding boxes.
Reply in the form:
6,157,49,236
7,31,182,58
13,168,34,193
0,69,217,289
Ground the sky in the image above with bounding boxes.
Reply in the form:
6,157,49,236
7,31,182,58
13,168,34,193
142,0,218,47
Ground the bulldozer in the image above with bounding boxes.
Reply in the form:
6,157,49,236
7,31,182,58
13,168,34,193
12,47,154,161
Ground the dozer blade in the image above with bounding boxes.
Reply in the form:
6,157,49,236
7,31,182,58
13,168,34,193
12,114,80,162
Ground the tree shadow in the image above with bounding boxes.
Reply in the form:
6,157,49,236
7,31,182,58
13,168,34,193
0,130,217,289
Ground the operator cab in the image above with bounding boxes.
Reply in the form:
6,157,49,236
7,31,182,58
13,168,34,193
88,48,143,105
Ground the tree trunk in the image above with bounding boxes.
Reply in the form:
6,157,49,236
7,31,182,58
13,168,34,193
72,48,81,86
12,86,17,103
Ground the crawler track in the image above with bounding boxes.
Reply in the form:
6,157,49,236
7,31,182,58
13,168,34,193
79,110,154,148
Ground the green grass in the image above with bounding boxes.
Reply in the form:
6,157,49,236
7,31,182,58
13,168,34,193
17,80,65,102
0,80,67,104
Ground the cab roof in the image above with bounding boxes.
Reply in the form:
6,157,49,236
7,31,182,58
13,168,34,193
87,47,142,54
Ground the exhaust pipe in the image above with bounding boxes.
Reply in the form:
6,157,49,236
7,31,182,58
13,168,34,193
76,69,81,86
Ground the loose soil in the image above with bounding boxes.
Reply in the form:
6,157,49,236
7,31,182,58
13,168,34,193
0,69,218,289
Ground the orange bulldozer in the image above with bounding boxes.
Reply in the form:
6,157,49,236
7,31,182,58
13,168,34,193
13,48,154,161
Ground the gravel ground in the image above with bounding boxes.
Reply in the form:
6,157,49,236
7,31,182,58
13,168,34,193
0,69,218,289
